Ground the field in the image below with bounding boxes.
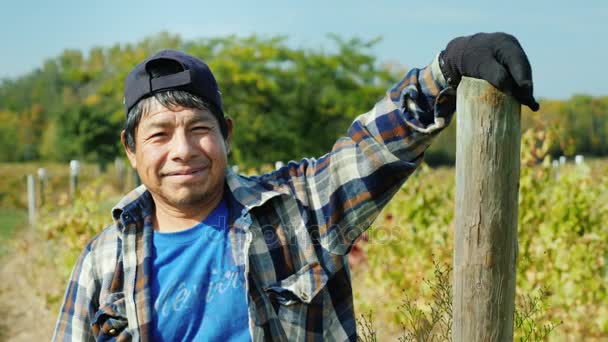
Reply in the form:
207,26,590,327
352,155,608,340
0,137,606,340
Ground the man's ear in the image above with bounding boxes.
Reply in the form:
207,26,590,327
121,130,137,168
224,117,234,154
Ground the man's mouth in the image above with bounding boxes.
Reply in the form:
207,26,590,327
163,167,207,177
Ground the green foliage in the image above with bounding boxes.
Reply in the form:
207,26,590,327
396,260,452,342
357,312,379,342
515,287,562,342
54,103,121,164
188,34,396,166
39,181,118,275
0,33,396,168
517,129,608,337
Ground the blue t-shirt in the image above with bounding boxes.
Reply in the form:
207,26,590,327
150,198,250,341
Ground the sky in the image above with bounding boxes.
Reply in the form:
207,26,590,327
1,0,606,100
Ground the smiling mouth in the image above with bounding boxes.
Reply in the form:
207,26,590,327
163,167,207,177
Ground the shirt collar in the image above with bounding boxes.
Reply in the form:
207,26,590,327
223,166,289,211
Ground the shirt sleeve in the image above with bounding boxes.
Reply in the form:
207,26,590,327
52,245,97,342
260,55,456,255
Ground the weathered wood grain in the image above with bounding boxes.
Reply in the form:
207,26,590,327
453,77,521,342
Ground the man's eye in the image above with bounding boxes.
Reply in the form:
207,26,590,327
193,126,210,132
150,132,167,139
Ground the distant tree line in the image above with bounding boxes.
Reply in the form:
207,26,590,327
0,32,606,168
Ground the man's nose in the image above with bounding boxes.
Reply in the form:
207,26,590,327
170,131,196,161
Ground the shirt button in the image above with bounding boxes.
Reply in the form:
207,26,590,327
300,292,309,301
108,328,117,335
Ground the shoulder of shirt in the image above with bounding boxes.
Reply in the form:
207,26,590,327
90,223,121,249
226,166,293,211
77,223,122,275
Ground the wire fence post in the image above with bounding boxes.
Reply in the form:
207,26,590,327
27,174,36,227
37,167,47,207
70,160,80,203
114,157,125,192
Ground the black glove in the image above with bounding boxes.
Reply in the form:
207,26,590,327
439,32,539,111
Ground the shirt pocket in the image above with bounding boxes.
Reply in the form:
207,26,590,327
263,261,328,325
91,292,132,341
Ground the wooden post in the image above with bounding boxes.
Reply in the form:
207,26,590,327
37,167,47,207
70,160,80,202
453,77,520,341
27,174,36,226
114,157,125,192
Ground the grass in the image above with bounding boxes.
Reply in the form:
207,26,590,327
0,207,26,257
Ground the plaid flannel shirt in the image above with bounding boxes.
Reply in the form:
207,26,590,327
53,56,454,341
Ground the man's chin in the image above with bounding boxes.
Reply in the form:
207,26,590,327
167,193,208,207
152,185,223,209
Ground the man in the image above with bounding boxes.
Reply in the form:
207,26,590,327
53,32,538,341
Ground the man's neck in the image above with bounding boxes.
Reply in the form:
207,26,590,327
151,194,223,233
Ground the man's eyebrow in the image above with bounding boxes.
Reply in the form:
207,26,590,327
142,114,216,129
142,120,172,130
186,115,216,126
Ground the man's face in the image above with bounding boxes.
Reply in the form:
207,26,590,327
123,99,232,211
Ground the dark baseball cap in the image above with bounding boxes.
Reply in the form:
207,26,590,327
123,49,223,116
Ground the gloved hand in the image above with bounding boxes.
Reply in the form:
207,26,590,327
439,32,539,111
